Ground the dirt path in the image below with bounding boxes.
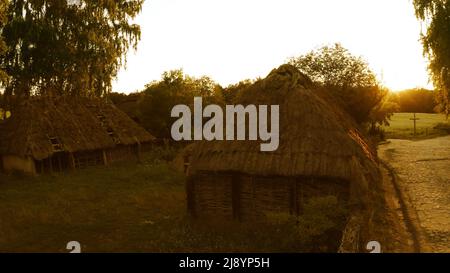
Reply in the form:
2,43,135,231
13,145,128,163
379,136,450,253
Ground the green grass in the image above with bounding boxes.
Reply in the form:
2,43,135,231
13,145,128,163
383,113,450,140
0,157,186,252
0,151,344,253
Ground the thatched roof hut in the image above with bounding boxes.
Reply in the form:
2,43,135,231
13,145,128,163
0,96,155,174
186,64,381,252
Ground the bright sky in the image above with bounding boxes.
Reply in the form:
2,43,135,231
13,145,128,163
113,0,433,93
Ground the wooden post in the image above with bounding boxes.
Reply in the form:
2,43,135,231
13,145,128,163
410,113,420,136
68,153,75,171
57,155,62,172
186,176,196,218
30,157,37,176
102,150,108,166
289,180,295,215
290,179,300,216
231,174,241,221
136,143,142,163
134,137,142,163
183,154,190,175
48,157,53,173
298,179,304,215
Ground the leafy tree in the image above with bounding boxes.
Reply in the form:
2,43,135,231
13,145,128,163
413,0,450,118
0,0,7,84
1,0,143,101
221,79,254,104
0,0,8,118
138,69,224,138
368,96,398,137
109,92,142,123
289,43,377,88
288,44,393,128
392,88,436,113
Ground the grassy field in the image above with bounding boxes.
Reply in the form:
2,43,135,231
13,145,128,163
0,148,343,253
383,113,450,140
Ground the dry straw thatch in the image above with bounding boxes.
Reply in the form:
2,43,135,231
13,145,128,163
189,64,380,201
188,64,382,252
0,96,155,160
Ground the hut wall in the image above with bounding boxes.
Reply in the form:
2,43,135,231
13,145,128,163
105,144,139,165
140,142,153,153
300,178,349,203
1,155,36,175
34,152,73,174
252,177,292,216
237,176,292,220
190,173,234,219
188,172,350,221
31,145,144,173
238,175,259,219
31,145,143,174
73,150,105,169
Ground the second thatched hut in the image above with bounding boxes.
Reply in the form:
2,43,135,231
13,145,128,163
0,96,155,175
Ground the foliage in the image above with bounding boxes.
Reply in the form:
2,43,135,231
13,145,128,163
266,196,348,251
288,44,394,129
137,69,224,138
109,91,142,123
221,79,254,104
296,196,348,248
289,43,377,88
0,0,143,101
0,107,10,120
434,122,450,133
109,92,130,105
0,0,8,84
388,88,436,113
368,96,398,140
144,144,180,163
413,0,450,118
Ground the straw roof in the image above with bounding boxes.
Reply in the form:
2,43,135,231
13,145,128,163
189,64,380,196
0,96,155,160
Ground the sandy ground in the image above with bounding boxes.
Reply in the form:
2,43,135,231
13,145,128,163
379,136,450,253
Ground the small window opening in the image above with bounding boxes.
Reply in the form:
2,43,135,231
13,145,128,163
48,135,63,152
107,127,120,144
